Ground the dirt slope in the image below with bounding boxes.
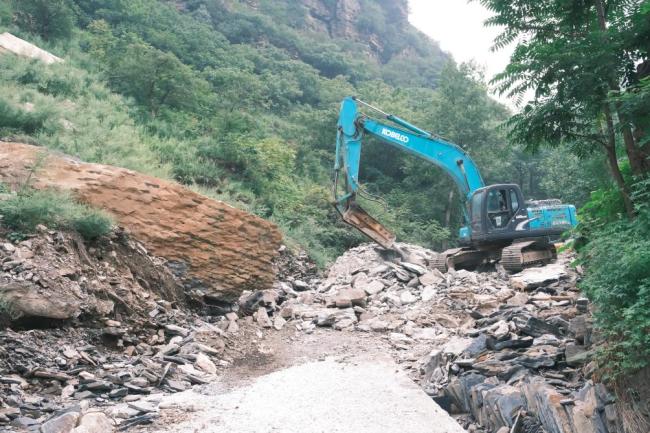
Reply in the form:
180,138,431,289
0,142,282,302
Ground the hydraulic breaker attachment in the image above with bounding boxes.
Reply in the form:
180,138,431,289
335,200,395,249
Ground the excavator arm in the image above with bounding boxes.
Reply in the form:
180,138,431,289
333,96,485,248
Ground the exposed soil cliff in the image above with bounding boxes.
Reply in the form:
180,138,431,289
0,142,283,303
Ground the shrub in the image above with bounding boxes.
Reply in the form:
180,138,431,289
0,188,113,241
12,0,76,41
0,97,52,135
578,178,650,377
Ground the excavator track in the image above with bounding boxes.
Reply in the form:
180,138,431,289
500,240,557,272
430,249,459,273
431,248,489,273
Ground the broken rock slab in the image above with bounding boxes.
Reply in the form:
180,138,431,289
0,143,283,302
72,412,114,433
510,263,568,291
0,281,80,320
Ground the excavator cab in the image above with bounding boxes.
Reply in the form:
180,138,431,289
467,184,526,241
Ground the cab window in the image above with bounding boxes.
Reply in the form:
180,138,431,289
471,191,483,227
487,189,508,212
487,188,509,228
510,189,519,212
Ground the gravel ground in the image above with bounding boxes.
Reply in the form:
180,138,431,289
144,354,467,433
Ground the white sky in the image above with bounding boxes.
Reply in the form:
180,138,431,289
408,0,518,108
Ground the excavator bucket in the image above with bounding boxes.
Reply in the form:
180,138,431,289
337,201,396,249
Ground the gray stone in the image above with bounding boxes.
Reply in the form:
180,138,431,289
12,416,39,428
569,315,592,346
522,377,574,433
72,412,114,433
565,344,593,367
400,262,426,275
255,308,272,328
359,280,385,296
273,315,287,331
40,412,80,433
481,384,526,430
507,292,529,306
292,280,310,291
400,291,417,305
444,373,487,413
510,263,568,291
336,287,366,308
421,286,437,302
164,324,190,337
515,315,563,337
487,336,534,351
576,297,590,313
419,270,444,286
109,388,128,399
316,308,357,327
227,320,239,333
166,380,191,392
127,401,158,414
514,354,556,370
195,353,217,374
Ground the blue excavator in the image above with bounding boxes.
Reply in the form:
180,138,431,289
333,97,578,272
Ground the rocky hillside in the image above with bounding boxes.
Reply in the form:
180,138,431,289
192,0,448,86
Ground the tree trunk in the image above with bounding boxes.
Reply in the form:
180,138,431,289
594,0,650,176
442,190,454,251
617,110,650,176
602,107,636,218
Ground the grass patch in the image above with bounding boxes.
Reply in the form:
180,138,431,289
0,187,113,240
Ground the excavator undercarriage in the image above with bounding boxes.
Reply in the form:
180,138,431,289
430,239,557,273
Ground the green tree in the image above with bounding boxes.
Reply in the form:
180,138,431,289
108,42,213,117
12,0,76,41
478,0,650,217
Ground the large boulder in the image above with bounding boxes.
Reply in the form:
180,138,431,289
0,281,80,321
0,143,283,302
0,32,63,65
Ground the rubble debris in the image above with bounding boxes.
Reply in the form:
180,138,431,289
0,226,618,433
231,242,612,433
0,228,238,432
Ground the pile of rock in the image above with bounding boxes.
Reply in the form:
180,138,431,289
238,243,619,433
0,228,232,432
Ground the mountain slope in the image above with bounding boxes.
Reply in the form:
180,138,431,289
0,0,591,264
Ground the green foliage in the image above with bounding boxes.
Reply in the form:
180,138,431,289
574,176,650,376
0,97,53,135
0,2,13,27
579,206,650,376
0,54,169,176
12,0,76,41
108,41,213,116
0,188,113,240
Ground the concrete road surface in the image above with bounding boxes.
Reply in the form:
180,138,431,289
150,356,467,433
